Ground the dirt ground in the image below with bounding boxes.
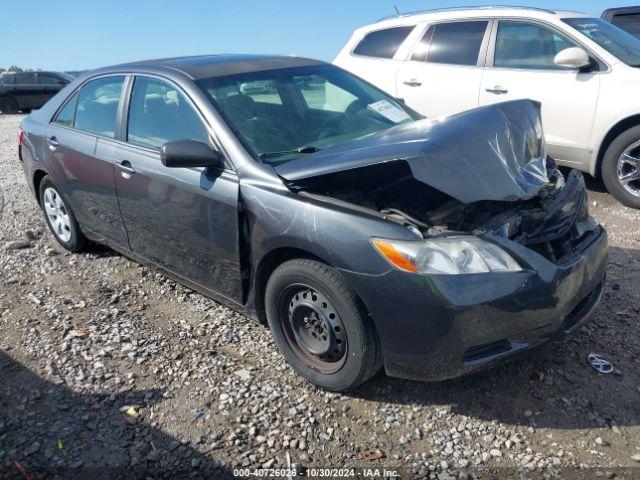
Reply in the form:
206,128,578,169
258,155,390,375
0,113,639,480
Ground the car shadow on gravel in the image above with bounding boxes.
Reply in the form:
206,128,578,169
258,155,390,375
350,245,639,431
0,351,236,480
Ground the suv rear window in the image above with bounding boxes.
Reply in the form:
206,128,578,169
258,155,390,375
415,21,488,66
353,26,414,59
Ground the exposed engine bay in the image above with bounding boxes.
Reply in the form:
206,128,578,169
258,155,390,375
291,159,599,264
276,99,601,264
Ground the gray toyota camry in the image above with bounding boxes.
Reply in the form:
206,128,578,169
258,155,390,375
19,55,607,391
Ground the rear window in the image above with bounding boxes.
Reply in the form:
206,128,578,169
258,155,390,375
74,76,125,138
421,21,488,66
53,92,79,127
353,26,414,59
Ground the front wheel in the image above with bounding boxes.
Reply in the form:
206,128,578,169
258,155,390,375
39,176,86,252
602,125,640,209
265,258,382,391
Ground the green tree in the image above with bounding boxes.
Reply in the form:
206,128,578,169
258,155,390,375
7,65,23,73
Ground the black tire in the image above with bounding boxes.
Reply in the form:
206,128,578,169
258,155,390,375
39,176,86,252
601,125,640,209
265,258,382,391
0,96,18,114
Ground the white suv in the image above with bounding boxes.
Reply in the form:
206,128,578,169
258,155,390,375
335,6,640,208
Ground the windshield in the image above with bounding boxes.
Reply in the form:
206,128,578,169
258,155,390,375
197,64,420,164
564,17,640,66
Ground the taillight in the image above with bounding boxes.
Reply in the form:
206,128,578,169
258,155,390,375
18,130,24,146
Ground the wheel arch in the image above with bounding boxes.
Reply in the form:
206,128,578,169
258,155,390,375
32,169,48,205
253,247,326,324
596,114,640,178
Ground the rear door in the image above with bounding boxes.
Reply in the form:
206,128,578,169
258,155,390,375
478,19,600,167
47,75,130,247
113,75,242,301
396,19,491,117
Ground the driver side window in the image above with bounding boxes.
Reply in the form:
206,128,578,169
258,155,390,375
494,21,575,70
127,77,209,150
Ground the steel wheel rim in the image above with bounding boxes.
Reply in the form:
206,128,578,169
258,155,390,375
43,187,72,243
279,284,347,374
617,140,640,197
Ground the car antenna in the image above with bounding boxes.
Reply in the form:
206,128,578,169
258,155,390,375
394,4,401,16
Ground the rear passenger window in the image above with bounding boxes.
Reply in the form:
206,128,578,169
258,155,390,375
127,77,209,149
13,73,37,85
54,92,79,126
423,21,488,66
75,76,124,138
353,26,415,59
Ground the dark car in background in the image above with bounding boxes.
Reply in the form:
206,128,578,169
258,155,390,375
0,71,73,114
602,6,640,38
18,55,607,391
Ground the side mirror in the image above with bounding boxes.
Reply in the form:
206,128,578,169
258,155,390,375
554,47,591,69
161,139,222,169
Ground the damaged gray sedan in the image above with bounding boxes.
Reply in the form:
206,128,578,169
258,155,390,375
19,55,608,391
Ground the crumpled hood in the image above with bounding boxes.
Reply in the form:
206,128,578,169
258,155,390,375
275,99,549,204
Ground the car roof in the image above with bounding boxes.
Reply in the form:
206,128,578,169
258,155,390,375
371,5,589,28
99,54,327,80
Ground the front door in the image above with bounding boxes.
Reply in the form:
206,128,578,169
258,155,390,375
396,20,491,117
113,76,242,301
479,20,600,168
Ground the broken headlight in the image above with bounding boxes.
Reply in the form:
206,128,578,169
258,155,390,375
371,236,521,274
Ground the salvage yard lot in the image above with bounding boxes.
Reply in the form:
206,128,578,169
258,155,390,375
0,113,639,479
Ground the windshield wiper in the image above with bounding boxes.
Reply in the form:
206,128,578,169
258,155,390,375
258,145,321,159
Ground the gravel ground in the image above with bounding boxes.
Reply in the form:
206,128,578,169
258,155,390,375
0,113,639,480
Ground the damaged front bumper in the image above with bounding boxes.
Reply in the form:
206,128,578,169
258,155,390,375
339,216,608,382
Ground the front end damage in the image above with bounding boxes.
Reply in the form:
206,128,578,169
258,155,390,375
276,99,601,266
274,99,608,381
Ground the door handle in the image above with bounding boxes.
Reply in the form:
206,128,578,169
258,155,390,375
403,79,422,87
47,136,59,150
116,160,136,176
485,85,508,94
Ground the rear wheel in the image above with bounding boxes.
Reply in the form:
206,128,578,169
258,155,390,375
39,176,86,252
0,96,18,114
602,125,640,209
265,258,382,391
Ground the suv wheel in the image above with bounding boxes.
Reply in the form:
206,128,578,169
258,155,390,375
602,125,640,209
265,258,382,391
39,176,86,252
0,97,18,114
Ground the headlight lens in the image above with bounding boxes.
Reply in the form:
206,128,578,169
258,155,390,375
371,236,522,274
